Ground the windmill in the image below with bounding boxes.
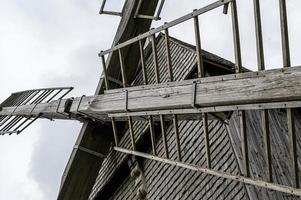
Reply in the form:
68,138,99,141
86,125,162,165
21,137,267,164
1,0,301,199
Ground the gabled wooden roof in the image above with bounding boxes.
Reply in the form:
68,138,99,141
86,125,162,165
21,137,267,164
89,34,246,199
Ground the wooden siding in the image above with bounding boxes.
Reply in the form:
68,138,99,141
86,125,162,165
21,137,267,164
228,110,301,200
89,35,248,199
109,120,247,200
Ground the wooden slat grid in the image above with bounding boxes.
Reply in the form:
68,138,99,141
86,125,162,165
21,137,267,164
90,34,246,199
110,120,246,200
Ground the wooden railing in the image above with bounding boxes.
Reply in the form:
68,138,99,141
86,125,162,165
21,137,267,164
99,0,301,197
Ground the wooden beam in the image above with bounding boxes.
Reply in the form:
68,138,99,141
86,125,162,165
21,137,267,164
115,147,301,197
2,66,301,121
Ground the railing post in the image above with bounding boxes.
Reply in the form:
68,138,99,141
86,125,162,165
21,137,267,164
231,0,249,177
253,0,273,182
111,117,119,147
148,116,157,155
128,116,136,151
164,27,174,82
193,13,205,78
118,49,128,88
202,113,211,168
173,115,182,161
160,115,169,159
279,0,299,188
100,53,110,90
150,34,160,83
138,39,148,85
230,0,242,74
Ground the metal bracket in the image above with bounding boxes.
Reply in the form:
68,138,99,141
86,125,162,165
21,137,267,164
76,96,105,123
74,145,105,159
223,2,229,14
124,89,129,112
191,81,201,108
55,98,71,118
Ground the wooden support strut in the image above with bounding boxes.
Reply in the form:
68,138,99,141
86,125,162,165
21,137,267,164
202,113,211,168
138,39,148,85
193,14,205,78
148,116,157,155
279,0,299,188
101,54,110,90
151,33,169,158
253,0,273,182
115,146,301,197
231,0,250,177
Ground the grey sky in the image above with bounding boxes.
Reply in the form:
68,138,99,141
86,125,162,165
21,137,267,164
0,0,300,199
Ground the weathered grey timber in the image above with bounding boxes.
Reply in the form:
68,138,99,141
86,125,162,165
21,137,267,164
89,33,301,199
89,35,249,200
2,65,301,122
228,110,301,199
57,1,159,199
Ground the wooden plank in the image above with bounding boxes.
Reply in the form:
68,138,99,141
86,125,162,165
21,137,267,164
99,0,232,56
150,34,160,83
3,66,301,121
138,40,148,85
239,110,249,177
164,28,174,82
114,147,301,197
279,0,299,189
118,49,127,88
172,114,182,161
193,15,204,78
101,55,110,89
262,110,273,182
287,108,299,188
148,116,156,155
82,66,301,114
203,113,211,168
160,115,169,158
111,117,119,146
128,116,136,150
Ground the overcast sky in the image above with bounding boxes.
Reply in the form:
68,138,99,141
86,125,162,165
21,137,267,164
0,0,300,199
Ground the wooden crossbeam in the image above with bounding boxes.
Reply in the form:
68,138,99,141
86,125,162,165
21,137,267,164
1,66,301,122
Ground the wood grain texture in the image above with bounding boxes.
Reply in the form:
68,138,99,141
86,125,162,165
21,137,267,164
90,35,248,200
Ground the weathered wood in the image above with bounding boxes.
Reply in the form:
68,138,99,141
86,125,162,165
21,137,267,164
193,15,204,78
150,34,160,83
101,55,110,89
160,115,169,158
230,0,242,73
138,40,148,85
262,110,273,182
172,114,181,161
84,66,301,114
99,0,232,57
128,116,136,151
3,66,301,122
148,116,156,155
239,110,249,177
118,49,127,88
58,0,160,199
287,108,299,188
202,113,211,168
164,28,173,82
253,0,265,71
114,147,301,197
111,117,119,146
